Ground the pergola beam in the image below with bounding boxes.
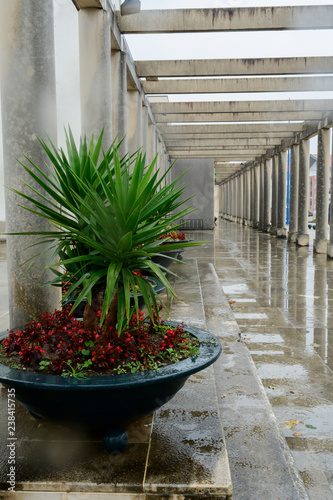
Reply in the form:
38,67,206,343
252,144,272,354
143,75,333,94
165,138,282,147
117,6,333,33
151,99,333,114
155,112,324,123
159,123,304,135
136,56,333,78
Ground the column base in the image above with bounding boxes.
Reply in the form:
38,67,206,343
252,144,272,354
253,221,260,230
263,224,271,233
248,220,254,228
258,222,264,231
314,239,328,254
243,219,249,226
327,243,333,258
288,231,298,244
296,233,309,247
270,226,277,236
276,227,287,238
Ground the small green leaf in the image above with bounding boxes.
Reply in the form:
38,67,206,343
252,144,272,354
81,349,90,356
305,424,317,429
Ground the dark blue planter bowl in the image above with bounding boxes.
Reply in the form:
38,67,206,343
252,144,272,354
0,322,221,453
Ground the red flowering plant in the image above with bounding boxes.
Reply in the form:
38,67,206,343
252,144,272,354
1,129,202,377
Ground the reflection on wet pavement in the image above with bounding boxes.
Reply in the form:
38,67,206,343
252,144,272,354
213,220,333,499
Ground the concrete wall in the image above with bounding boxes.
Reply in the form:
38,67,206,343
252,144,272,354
171,158,214,230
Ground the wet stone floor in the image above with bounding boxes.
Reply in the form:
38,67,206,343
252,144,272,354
212,220,333,499
1,220,333,499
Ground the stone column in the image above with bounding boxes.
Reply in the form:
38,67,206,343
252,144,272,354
250,167,255,227
296,139,310,247
271,154,278,235
142,104,149,159
259,162,265,231
237,175,243,223
263,159,272,232
242,172,247,225
111,48,128,157
288,144,299,243
79,8,112,148
246,169,251,226
227,181,231,218
127,89,143,156
314,128,330,254
1,0,61,328
328,129,333,257
277,151,287,238
147,121,156,164
253,165,260,229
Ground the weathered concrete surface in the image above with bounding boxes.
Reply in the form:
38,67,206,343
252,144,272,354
170,158,215,230
79,7,113,148
159,123,304,136
154,111,324,124
288,145,299,244
143,76,333,95
314,128,330,255
1,0,61,329
151,100,332,115
136,57,333,78
296,140,310,248
118,6,333,33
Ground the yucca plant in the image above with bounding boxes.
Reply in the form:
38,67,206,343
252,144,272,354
6,129,201,342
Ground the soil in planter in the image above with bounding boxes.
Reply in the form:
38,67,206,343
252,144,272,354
0,306,200,379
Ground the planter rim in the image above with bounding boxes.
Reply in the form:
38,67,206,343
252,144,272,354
0,322,221,391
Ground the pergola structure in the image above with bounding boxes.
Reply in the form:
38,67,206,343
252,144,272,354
1,0,333,326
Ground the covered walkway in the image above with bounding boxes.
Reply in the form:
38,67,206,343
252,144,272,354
1,218,333,498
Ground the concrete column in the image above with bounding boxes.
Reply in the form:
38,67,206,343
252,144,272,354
237,175,243,223
147,121,156,164
1,0,61,328
142,104,149,158
253,165,260,229
242,172,247,225
127,89,143,156
288,144,299,243
263,158,272,232
296,139,310,247
327,129,333,257
111,49,128,157
79,8,112,148
246,169,251,226
276,151,287,238
314,128,330,254
250,167,255,227
271,154,278,235
258,162,265,230
233,177,238,221
227,181,231,217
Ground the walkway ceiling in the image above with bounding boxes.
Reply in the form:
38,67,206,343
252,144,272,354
116,5,333,184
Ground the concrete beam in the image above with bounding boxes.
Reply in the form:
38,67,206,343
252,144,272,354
159,123,304,135
163,132,295,140
136,56,333,78
151,99,333,114
72,0,104,10
143,75,333,94
165,138,281,147
168,149,267,155
117,6,333,33
154,112,324,123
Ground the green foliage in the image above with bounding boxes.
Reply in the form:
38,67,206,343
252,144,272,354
6,128,202,333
